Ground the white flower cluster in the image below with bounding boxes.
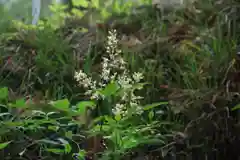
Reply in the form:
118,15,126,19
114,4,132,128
74,70,100,100
74,29,144,117
112,103,127,117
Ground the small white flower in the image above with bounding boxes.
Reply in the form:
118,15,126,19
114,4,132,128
112,103,127,116
130,102,143,115
101,57,111,82
121,92,128,101
131,94,143,101
85,90,93,95
90,92,101,100
133,72,144,82
110,73,117,80
74,70,86,82
74,70,93,89
117,75,132,89
101,68,110,81
130,102,138,107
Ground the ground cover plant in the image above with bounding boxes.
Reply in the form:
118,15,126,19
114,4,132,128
0,0,240,159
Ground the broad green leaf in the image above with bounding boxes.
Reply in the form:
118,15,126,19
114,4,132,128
0,87,8,100
51,99,70,111
79,150,86,158
0,113,10,117
58,138,72,153
11,98,27,109
48,126,59,131
101,125,111,132
232,104,240,111
76,101,96,114
104,116,116,125
64,143,72,153
100,82,120,97
143,102,168,111
123,137,139,149
58,138,69,145
0,141,12,150
4,121,24,127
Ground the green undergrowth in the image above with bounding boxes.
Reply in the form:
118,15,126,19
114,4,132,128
0,0,240,159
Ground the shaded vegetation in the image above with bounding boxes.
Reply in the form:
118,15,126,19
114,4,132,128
0,0,240,159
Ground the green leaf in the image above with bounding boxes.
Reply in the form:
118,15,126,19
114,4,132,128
58,138,72,153
148,110,154,121
64,143,72,154
71,8,84,17
0,141,12,150
4,121,24,127
100,9,111,19
13,98,27,109
0,113,10,117
73,150,86,159
0,87,8,100
51,99,70,111
38,139,60,145
48,126,59,131
143,138,165,145
123,137,139,149
65,131,73,139
100,81,120,97
232,104,240,111
143,102,168,111
115,114,121,121
112,1,121,13
76,101,96,114
92,0,99,8
46,148,64,154
72,0,88,7
104,116,116,125
83,50,94,74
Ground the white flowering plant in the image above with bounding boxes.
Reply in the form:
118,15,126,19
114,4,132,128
74,29,170,159
74,29,147,119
